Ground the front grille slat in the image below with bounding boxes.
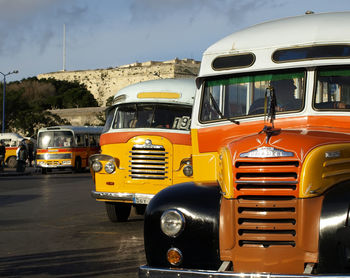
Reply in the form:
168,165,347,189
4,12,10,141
129,144,168,180
234,156,299,249
239,240,296,247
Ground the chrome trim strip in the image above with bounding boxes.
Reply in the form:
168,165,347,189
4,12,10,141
91,191,154,204
139,265,350,278
37,165,73,168
235,180,297,184
130,155,167,160
129,174,167,180
133,143,164,149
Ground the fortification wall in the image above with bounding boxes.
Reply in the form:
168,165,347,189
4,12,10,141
49,107,105,126
38,58,200,106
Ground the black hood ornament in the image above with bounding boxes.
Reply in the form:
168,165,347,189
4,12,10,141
259,85,281,143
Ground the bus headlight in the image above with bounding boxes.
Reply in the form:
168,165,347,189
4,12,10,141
91,161,102,172
183,164,193,177
105,161,116,174
160,209,185,238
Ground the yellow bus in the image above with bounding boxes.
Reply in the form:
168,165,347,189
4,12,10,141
0,133,26,168
89,78,196,222
36,126,103,174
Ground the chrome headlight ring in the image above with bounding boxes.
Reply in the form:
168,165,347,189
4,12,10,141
91,160,102,172
160,209,185,238
104,161,116,174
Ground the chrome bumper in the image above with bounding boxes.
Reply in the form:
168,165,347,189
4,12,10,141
139,265,350,278
36,164,72,168
91,191,154,204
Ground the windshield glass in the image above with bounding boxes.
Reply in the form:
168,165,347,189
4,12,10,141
200,70,305,122
38,131,74,148
314,68,350,110
112,103,192,130
102,106,116,133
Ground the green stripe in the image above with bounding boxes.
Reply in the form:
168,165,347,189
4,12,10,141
207,72,304,87
319,69,350,77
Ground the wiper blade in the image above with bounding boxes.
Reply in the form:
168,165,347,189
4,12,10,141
209,93,240,125
226,117,240,125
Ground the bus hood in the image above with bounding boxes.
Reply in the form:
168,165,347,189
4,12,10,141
226,128,350,162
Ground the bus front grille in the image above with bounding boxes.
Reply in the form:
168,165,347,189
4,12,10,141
236,197,297,248
129,144,168,180
234,159,299,248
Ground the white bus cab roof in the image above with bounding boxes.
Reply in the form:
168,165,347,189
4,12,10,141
112,78,196,106
38,126,103,135
200,11,350,78
0,133,24,140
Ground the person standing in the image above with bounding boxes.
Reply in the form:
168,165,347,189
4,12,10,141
16,143,28,172
26,139,34,167
0,141,6,171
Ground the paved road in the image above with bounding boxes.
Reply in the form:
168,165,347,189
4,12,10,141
0,171,146,277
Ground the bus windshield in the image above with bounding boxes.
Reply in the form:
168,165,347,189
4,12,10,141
38,131,74,148
112,103,192,130
200,70,305,122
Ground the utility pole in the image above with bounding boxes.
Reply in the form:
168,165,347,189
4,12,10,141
0,70,19,133
63,24,66,71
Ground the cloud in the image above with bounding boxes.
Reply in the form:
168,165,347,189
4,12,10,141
128,0,280,26
0,0,93,55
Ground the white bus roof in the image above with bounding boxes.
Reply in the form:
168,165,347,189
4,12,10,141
200,11,350,78
112,78,196,106
38,126,103,135
0,133,24,139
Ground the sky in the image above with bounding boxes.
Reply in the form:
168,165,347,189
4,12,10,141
1,0,350,81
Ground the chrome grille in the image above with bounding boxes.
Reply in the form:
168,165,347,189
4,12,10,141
234,159,299,248
129,143,168,179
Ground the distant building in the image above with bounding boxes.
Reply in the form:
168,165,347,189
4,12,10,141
38,58,200,106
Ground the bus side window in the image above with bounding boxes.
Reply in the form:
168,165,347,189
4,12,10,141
85,135,89,147
3,139,10,147
89,135,97,147
95,135,100,146
76,135,84,147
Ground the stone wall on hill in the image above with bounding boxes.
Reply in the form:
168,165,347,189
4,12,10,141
38,58,200,106
49,107,105,126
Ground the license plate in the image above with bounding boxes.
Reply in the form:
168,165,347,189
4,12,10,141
134,194,154,204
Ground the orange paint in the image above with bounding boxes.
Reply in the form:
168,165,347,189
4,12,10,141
101,131,191,146
197,115,350,153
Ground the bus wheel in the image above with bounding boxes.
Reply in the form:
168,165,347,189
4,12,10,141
7,156,17,168
135,204,146,215
105,202,131,222
42,168,47,175
74,158,82,173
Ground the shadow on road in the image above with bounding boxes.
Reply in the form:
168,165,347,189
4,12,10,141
0,247,141,277
0,194,40,207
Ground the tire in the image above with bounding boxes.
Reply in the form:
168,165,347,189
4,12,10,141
7,156,17,168
42,168,47,175
105,202,131,222
135,204,146,215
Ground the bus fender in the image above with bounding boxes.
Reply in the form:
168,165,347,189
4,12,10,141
318,180,350,273
144,182,222,270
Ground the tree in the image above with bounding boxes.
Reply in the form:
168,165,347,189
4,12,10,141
0,77,99,137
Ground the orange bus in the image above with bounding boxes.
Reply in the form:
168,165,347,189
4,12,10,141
141,12,350,277
36,126,103,174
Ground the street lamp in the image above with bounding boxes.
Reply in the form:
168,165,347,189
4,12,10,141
0,70,19,133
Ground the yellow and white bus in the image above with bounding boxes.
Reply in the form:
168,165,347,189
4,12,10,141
36,126,103,174
0,133,26,168
89,78,196,222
